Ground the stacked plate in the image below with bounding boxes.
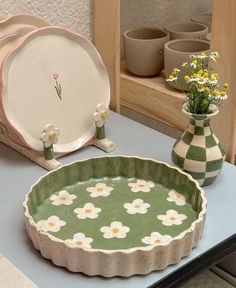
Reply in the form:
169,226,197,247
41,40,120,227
0,14,110,153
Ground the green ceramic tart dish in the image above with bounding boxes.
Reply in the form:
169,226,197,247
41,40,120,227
23,156,207,277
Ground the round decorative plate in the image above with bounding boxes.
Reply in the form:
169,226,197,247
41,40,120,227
23,156,207,277
0,29,34,66
0,14,48,39
0,26,110,153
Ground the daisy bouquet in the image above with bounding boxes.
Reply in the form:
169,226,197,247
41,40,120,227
167,51,229,114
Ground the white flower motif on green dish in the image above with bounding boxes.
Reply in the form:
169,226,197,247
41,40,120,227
167,190,186,206
40,124,60,148
128,179,155,192
74,203,101,219
124,199,150,214
37,216,66,233
86,183,113,198
141,232,172,245
50,190,77,206
65,233,93,249
157,209,187,226
100,221,130,239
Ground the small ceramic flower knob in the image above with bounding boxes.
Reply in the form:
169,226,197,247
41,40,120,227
93,103,109,140
40,124,60,160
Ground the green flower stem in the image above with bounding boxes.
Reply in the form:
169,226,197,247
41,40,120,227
96,125,105,140
55,80,62,101
43,144,54,160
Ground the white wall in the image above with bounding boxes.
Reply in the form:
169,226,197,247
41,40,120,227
121,0,212,56
0,0,213,47
0,0,93,41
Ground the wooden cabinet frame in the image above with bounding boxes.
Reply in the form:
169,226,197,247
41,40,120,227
94,0,236,163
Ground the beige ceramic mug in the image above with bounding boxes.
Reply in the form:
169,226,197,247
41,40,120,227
164,39,210,89
165,21,208,40
191,13,212,32
124,27,169,77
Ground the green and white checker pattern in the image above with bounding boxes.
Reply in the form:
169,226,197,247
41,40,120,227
172,118,226,187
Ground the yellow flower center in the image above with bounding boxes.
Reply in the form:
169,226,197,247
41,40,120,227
214,73,219,78
138,184,144,187
210,76,216,81
199,77,205,82
168,75,174,80
173,67,179,72
76,240,83,246
101,110,108,120
85,209,92,213
170,216,176,221
60,197,66,201
223,83,229,89
203,72,208,78
48,222,55,227
204,87,210,93
134,204,141,208
198,69,203,75
192,60,198,65
184,75,190,81
212,90,218,96
201,52,206,56
220,91,226,97
192,73,198,79
96,188,104,193
112,228,119,234
155,239,161,244
48,131,56,141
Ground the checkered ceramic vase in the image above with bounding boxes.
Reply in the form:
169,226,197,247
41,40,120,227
172,103,226,187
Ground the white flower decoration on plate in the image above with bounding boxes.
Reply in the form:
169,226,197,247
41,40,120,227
141,232,172,245
167,190,186,206
74,203,101,219
93,103,109,127
50,190,77,206
124,199,150,214
100,221,130,239
65,233,93,249
157,209,187,226
128,179,155,193
37,216,66,232
40,124,60,148
86,183,113,198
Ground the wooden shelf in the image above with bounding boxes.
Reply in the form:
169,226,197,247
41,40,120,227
120,61,187,131
95,0,236,163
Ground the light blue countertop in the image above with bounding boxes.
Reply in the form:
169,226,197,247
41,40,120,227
0,112,235,288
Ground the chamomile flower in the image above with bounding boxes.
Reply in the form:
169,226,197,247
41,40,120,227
210,51,220,62
219,91,228,100
198,86,207,92
208,75,218,85
166,74,177,82
209,89,220,100
184,75,190,82
173,67,180,72
223,82,229,89
190,59,198,69
188,77,200,83
197,76,208,85
197,69,203,76
182,62,188,67
190,52,208,59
